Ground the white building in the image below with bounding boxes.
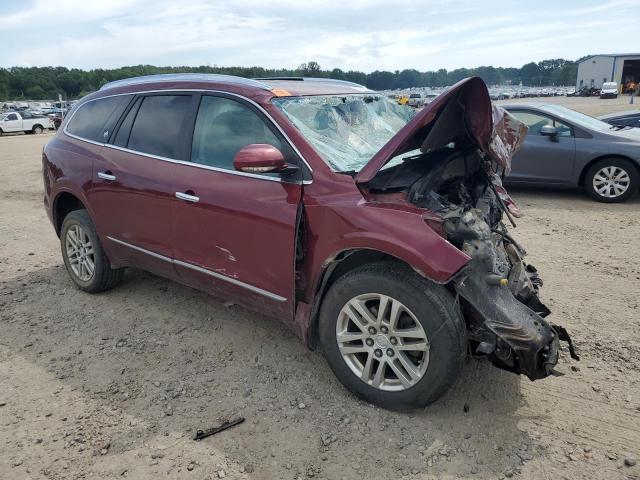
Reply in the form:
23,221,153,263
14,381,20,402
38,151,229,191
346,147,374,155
576,53,640,90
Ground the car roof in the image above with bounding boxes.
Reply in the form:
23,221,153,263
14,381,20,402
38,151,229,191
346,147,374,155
98,73,372,98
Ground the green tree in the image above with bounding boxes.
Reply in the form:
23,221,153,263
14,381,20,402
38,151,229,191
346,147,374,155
25,85,45,99
520,62,541,86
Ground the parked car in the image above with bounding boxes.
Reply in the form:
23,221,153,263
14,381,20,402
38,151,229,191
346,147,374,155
600,82,619,99
407,93,424,107
49,110,67,130
43,75,576,409
0,110,52,135
598,110,640,129
567,86,600,97
502,103,640,202
396,94,409,105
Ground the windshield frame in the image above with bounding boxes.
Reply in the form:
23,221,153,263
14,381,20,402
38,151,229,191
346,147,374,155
272,93,416,173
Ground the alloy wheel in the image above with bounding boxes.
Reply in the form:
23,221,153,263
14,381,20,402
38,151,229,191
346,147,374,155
65,224,95,282
336,293,429,391
593,166,630,199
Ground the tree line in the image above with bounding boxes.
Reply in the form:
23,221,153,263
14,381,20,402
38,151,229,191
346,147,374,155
0,59,578,101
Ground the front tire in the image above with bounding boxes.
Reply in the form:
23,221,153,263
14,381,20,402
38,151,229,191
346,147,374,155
319,262,466,409
60,209,124,293
585,158,638,203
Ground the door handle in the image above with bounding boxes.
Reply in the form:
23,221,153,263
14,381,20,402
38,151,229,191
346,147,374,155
98,171,116,181
175,191,200,203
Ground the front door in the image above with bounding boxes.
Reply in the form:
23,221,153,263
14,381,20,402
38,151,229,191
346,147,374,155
88,93,194,278
508,110,576,184
2,112,21,132
171,94,303,320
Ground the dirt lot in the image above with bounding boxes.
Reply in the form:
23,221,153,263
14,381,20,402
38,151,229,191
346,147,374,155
1,110,639,480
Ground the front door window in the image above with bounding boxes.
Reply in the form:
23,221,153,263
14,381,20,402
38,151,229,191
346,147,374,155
510,111,572,137
190,95,283,173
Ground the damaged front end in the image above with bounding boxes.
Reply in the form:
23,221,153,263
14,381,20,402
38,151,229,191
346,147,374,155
432,171,579,379
362,77,578,380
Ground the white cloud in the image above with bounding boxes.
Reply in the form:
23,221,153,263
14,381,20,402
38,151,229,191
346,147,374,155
0,0,637,71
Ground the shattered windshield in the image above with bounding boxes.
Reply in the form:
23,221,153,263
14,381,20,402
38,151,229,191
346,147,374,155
273,94,416,172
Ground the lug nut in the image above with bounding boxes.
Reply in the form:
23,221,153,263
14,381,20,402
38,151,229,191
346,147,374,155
389,337,397,345
386,348,394,357
365,338,374,347
368,326,377,334
374,349,383,358
380,326,388,334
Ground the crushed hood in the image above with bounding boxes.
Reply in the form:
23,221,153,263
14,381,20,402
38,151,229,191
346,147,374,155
355,76,528,184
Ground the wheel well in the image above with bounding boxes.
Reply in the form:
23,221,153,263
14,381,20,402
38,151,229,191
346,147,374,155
578,155,640,187
54,193,85,236
307,249,412,349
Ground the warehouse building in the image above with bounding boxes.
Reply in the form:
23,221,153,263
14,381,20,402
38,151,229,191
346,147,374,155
576,53,640,91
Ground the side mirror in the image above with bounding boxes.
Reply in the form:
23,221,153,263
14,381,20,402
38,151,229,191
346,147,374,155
540,124,558,141
233,144,298,175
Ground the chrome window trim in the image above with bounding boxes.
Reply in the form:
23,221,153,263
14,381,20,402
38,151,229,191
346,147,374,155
107,236,287,302
106,143,286,183
62,94,134,146
63,88,314,178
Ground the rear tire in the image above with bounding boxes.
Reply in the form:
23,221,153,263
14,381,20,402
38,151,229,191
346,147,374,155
585,158,638,203
319,262,466,409
32,125,44,134
60,209,124,293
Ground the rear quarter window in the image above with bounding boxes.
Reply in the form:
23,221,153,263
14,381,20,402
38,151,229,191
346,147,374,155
66,95,132,143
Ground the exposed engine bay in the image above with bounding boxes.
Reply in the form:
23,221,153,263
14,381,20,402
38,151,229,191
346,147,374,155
366,128,579,380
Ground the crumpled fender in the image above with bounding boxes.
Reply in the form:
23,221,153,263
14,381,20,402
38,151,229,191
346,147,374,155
455,268,558,380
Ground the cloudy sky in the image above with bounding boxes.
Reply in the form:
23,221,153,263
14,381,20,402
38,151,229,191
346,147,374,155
0,0,637,72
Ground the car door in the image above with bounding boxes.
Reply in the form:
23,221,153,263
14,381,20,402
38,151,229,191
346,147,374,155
2,112,21,132
171,93,303,320
87,93,195,279
507,110,576,184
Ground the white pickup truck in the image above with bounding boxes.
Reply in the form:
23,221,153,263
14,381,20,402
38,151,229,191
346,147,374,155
0,111,52,135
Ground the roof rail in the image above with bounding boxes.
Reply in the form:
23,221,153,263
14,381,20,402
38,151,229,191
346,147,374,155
100,73,271,91
257,76,368,89
254,77,305,81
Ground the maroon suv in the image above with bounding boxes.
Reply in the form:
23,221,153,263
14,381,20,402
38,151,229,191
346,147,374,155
43,74,577,408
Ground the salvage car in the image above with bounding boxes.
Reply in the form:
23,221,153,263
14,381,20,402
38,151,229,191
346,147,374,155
503,104,640,202
43,74,577,408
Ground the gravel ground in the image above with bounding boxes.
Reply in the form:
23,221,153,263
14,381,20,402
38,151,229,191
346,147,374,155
1,106,639,480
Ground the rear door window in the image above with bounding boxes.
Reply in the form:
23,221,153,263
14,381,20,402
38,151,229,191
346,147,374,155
66,95,132,143
126,95,192,159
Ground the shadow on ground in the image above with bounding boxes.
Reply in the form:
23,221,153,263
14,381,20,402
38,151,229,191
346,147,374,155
1,265,536,479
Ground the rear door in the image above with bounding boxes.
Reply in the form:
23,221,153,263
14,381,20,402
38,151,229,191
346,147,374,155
507,109,576,184
171,93,303,319
88,93,194,278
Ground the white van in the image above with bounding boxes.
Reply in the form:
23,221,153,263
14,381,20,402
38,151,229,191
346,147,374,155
600,82,619,99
